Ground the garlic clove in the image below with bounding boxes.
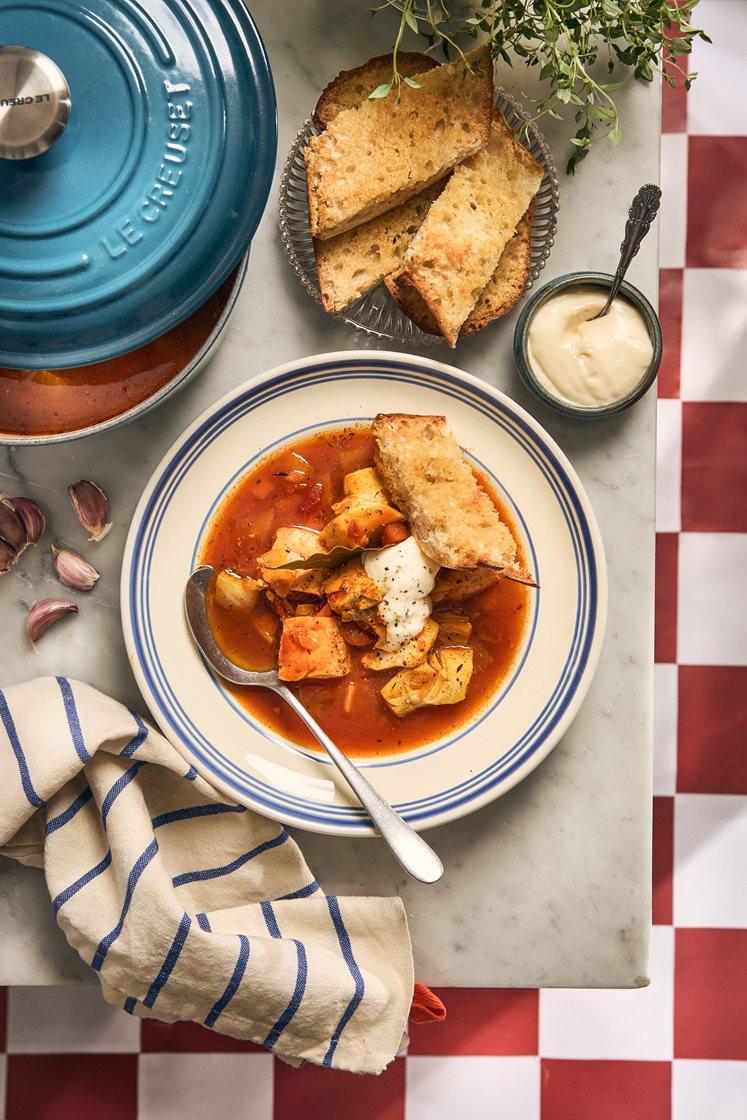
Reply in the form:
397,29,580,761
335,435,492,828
0,538,18,574
26,599,78,646
52,546,100,592
68,480,112,542
11,497,46,544
0,497,28,552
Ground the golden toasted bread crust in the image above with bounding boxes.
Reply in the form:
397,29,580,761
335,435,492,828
462,205,534,334
397,111,543,344
372,413,519,570
385,205,533,338
314,180,446,313
385,270,441,336
312,52,437,131
305,47,493,241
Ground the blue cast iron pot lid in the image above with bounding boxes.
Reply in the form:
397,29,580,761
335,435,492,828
0,0,276,369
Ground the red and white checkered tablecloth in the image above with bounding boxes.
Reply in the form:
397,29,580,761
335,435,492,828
1,4,745,1115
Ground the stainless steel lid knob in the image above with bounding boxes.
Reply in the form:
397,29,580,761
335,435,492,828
0,45,71,160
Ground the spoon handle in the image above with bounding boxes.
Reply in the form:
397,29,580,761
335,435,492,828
602,183,662,314
278,684,444,884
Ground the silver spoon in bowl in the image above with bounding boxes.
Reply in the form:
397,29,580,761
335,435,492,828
185,566,444,884
588,183,662,320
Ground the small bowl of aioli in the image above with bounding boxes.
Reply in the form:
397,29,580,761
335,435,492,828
513,271,662,419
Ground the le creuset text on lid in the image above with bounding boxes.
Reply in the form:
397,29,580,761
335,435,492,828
0,0,276,369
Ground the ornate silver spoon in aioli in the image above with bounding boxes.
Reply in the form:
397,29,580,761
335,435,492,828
185,566,444,884
589,183,662,320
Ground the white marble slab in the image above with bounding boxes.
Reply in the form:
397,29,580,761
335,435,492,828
0,0,659,988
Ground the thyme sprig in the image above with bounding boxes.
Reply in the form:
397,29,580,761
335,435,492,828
370,1,709,172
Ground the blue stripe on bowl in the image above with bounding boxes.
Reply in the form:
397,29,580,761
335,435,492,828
131,365,591,822
127,357,599,831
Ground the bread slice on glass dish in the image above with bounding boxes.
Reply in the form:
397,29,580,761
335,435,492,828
313,180,446,314
305,46,493,241
312,53,446,313
312,51,437,131
385,204,534,337
372,412,532,583
390,111,543,346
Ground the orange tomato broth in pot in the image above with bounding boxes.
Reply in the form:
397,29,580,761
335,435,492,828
0,272,237,439
199,425,530,759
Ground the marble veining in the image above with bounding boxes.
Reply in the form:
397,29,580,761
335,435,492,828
0,0,658,988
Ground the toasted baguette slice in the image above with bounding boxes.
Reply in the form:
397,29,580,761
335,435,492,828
305,47,493,241
372,413,519,570
397,111,543,346
386,205,533,336
462,205,533,335
314,180,446,313
313,52,437,131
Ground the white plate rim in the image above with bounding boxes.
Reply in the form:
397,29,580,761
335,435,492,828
121,350,607,835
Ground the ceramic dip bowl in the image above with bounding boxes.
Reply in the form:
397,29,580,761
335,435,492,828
513,271,662,419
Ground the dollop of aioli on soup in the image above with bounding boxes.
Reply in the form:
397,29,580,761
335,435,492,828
527,286,653,407
364,535,440,650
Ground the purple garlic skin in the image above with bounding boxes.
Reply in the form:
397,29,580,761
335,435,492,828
11,497,45,544
27,599,78,646
68,480,112,542
0,498,28,553
52,546,100,592
0,538,17,574
0,495,46,574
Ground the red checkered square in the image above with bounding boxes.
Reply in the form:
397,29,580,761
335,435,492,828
408,989,538,1056
687,138,747,268
653,796,674,925
655,533,678,663
662,51,688,133
681,403,747,532
5,1054,138,1120
677,666,747,794
140,1017,266,1053
541,1059,672,1120
273,1055,405,1120
675,929,747,1060
658,269,683,399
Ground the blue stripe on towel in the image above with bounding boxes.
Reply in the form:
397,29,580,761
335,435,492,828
102,760,147,825
264,940,308,1049
0,688,44,809
91,839,159,971
172,830,287,887
120,712,148,758
52,850,112,914
261,900,281,938
275,881,320,901
184,765,198,781
204,934,250,1028
151,802,245,829
56,677,90,763
323,895,366,1066
143,913,191,1008
195,912,212,932
123,996,137,1014
45,785,93,835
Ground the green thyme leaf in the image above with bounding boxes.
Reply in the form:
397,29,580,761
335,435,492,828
370,0,709,172
368,82,392,100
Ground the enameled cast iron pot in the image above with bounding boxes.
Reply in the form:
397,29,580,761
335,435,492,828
0,0,276,444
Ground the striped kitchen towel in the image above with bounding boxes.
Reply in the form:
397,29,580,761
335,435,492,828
0,677,414,1073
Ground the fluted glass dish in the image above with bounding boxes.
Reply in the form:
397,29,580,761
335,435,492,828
279,87,559,346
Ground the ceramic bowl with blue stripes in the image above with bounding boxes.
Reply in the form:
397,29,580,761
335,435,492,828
122,352,607,835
